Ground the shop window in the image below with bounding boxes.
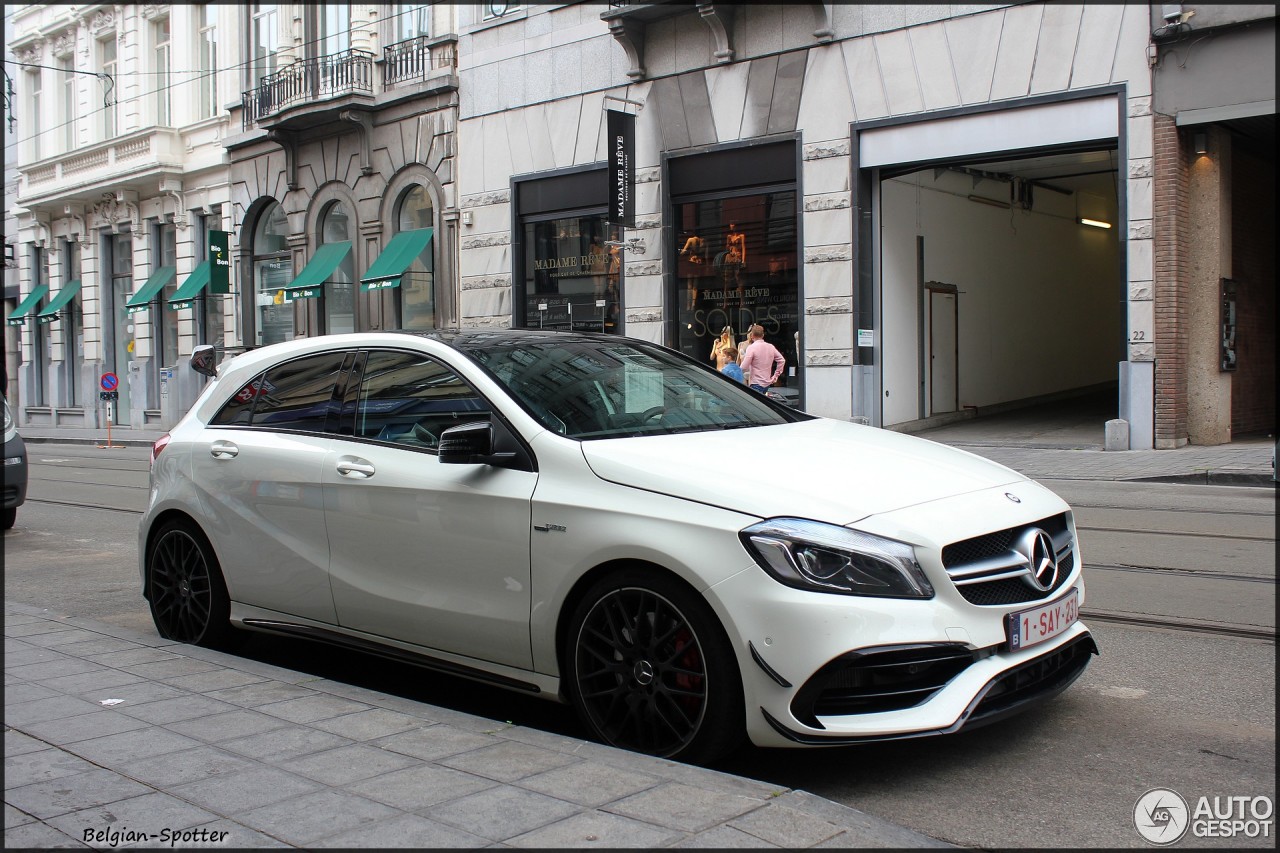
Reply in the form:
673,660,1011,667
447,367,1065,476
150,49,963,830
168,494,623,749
319,201,355,334
394,185,436,331
253,202,292,345
520,214,621,333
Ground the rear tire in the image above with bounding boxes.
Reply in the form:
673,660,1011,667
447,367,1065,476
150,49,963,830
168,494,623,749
146,519,233,648
565,569,744,764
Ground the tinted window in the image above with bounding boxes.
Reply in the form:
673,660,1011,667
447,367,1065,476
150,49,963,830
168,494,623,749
353,350,489,449
211,351,348,432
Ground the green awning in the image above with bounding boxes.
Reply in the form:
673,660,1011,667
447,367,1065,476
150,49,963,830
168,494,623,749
125,266,176,314
168,262,211,310
360,229,433,291
7,284,48,326
36,280,82,324
285,242,351,301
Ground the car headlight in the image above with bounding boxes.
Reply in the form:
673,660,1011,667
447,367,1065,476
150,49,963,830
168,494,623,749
740,518,934,599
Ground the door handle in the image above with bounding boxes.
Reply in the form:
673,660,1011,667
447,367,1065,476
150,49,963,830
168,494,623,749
210,440,239,459
336,457,375,478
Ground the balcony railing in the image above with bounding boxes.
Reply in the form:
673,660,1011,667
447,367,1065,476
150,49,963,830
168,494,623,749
382,35,457,88
242,48,374,128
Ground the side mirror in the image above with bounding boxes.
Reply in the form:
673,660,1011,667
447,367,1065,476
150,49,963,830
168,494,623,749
191,345,218,378
438,421,494,464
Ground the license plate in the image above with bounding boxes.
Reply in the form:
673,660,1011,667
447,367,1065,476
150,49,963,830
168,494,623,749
1007,589,1078,651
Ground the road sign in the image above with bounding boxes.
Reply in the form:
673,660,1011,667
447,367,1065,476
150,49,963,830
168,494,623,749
100,372,119,392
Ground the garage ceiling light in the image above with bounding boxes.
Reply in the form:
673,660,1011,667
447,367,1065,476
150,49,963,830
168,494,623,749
1078,217,1112,229
967,194,1010,209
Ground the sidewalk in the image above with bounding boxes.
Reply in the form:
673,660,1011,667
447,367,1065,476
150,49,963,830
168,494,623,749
4,603,949,849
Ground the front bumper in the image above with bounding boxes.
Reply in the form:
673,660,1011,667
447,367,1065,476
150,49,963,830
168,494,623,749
712,482,1096,748
3,433,28,509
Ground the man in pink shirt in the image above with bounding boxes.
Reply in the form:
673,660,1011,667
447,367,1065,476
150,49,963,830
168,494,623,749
739,324,785,393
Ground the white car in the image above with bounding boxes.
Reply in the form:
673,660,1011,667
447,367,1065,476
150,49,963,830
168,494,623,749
140,330,1096,763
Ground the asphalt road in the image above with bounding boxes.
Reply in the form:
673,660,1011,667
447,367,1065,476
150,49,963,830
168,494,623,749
5,447,1275,848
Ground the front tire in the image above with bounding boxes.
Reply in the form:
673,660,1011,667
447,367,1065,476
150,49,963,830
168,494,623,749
146,519,232,648
566,569,744,764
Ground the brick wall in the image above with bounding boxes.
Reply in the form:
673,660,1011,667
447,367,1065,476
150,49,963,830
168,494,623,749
1152,114,1189,445
1229,139,1277,436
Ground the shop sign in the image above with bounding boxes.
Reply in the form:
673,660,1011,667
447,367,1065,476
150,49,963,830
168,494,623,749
209,230,231,293
606,109,635,228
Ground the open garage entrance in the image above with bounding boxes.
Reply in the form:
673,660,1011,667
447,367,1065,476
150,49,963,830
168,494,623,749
878,148,1125,441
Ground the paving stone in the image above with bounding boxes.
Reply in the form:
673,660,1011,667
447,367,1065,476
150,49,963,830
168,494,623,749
47,792,221,845
673,825,782,847
309,708,426,741
164,708,292,743
5,694,114,727
517,759,662,807
7,658,104,681
278,742,418,786
119,658,222,681
204,680,322,707
346,763,497,811
507,808,684,848
22,629,113,649
4,768,152,820
727,804,844,847
422,785,583,842
3,646,75,667
439,740,580,783
83,648,185,668
49,637,147,658
168,765,323,815
4,682,60,705
314,812,490,848
4,747,99,790
37,669,148,697
63,727,203,767
161,669,270,693
82,679,187,706
5,728,54,757
606,782,762,834
256,693,374,724
2,819,87,848
370,724,499,761
114,745,257,788
220,725,353,762
21,711,151,746
4,620,79,639
237,789,401,846
5,802,37,827
115,695,241,726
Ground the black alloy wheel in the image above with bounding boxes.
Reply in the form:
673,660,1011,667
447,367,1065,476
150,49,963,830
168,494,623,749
147,520,232,648
567,571,743,764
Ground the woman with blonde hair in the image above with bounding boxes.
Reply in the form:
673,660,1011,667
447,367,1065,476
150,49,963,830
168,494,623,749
710,326,735,370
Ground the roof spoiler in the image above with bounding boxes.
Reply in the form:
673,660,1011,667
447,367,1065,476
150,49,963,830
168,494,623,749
191,345,218,378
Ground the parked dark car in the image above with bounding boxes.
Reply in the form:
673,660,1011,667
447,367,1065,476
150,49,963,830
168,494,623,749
4,397,27,529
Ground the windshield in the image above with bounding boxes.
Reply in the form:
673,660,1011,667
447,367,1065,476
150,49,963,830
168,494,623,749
458,335,805,439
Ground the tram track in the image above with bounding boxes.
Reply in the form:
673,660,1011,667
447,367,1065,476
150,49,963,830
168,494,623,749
1080,609,1275,642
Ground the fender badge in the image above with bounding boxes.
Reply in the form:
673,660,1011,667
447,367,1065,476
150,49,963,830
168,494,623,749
533,523,568,533
1005,493,1021,503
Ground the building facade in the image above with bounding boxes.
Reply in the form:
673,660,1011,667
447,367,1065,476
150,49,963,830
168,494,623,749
8,3,1274,449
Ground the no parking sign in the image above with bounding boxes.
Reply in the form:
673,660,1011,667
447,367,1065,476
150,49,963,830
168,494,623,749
100,372,119,401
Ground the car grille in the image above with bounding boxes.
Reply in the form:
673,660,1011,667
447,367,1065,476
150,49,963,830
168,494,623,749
941,513,1074,606
790,644,976,728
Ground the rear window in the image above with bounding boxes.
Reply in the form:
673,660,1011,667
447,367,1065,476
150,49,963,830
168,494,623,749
212,351,350,432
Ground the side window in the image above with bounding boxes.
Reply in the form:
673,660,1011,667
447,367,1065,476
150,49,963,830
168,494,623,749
211,352,349,432
355,350,490,449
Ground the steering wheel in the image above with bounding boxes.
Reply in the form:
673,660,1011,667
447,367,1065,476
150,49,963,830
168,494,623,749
639,406,667,422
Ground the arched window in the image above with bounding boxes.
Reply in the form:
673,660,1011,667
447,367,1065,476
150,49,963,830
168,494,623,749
319,201,355,334
253,202,292,345
395,185,434,331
